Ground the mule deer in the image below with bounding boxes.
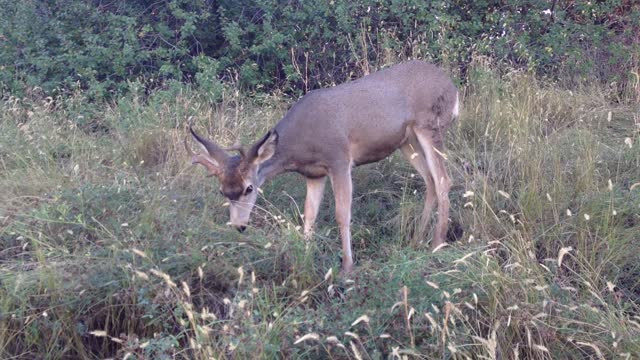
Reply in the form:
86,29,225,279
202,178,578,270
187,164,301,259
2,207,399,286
185,60,459,272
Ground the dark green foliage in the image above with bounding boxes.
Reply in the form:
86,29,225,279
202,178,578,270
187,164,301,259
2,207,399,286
0,0,214,99
1,0,638,100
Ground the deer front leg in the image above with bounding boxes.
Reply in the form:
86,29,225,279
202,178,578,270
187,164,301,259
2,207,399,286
330,169,353,273
303,177,326,239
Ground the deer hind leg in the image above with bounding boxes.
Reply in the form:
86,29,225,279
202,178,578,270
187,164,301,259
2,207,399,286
303,176,326,239
399,137,437,244
413,128,452,249
329,167,353,273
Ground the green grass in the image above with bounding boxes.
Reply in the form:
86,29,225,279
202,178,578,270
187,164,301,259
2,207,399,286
1,65,639,359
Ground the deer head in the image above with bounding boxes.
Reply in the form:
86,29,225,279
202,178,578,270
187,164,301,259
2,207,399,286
185,126,278,232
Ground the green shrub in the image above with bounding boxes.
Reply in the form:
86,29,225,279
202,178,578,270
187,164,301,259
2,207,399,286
1,0,638,100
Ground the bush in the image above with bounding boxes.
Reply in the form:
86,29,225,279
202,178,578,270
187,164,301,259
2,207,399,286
1,0,638,100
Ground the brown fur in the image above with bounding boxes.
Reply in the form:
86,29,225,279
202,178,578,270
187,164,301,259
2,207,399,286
188,60,459,273
220,156,246,200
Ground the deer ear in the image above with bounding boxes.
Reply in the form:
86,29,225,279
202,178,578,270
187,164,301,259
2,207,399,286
251,130,278,165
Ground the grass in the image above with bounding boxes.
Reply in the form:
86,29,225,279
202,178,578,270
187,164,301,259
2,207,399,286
1,63,639,359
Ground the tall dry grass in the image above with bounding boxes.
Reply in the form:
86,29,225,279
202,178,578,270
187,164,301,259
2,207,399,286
1,63,639,358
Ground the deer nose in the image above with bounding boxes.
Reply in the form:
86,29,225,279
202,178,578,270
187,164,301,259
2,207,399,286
236,225,247,233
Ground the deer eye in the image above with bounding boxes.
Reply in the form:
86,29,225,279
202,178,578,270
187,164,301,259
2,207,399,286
244,185,253,195
218,188,224,196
